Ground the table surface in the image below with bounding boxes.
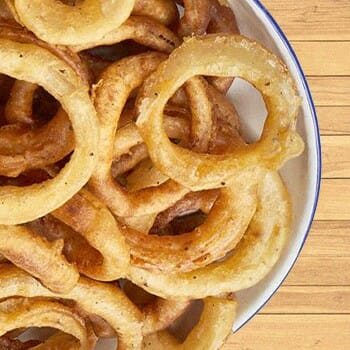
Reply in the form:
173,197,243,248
223,0,350,348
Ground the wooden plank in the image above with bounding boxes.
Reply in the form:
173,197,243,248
263,0,350,40
261,286,350,314
308,77,350,107
315,180,350,220
316,106,350,135
225,315,350,349
292,42,350,76
322,136,350,178
284,256,350,286
303,221,350,257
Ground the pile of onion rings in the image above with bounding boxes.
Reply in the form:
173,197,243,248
0,0,304,349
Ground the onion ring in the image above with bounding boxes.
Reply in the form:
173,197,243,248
129,171,291,299
0,109,74,177
72,16,181,54
0,298,96,349
0,224,79,293
133,0,179,27
184,76,213,152
90,52,190,217
4,80,37,125
136,35,304,191
124,168,260,273
0,38,98,224
142,296,236,349
52,189,130,281
0,264,143,350
9,0,135,46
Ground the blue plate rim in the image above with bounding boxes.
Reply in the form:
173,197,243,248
235,0,322,332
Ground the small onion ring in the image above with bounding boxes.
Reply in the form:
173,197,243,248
136,35,304,191
10,0,135,46
0,38,98,224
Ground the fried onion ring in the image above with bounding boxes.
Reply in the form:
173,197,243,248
136,35,304,191
9,0,135,46
133,0,179,26
4,80,37,125
0,264,143,350
0,109,74,177
0,38,98,224
52,189,130,281
142,296,236,349
90,52,189,217
0,224,78,293
72,16,181,54
129,171,291,299
0,298,97,349
123,168,260,273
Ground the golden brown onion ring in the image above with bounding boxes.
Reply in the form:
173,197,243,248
136,35,304,191
4,80,37,125
0,21,91,84
129,171,291,299
0,224,78,293
0,38,98,224
0,298,97,349
178,0,211,37
0,264,143,350
10,0,135,46
52,189,130,282
73,16,180,53
184,76,213,152
133,0,179,26
0,109,74,177
90,52,189,217
123,168,260,273
142,296,236,349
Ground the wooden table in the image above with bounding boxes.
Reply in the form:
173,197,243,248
223,1,350,348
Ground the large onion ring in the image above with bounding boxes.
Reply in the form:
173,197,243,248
0,38,98,224
128,171,291,299
123,168,260,273
136,35,304,190
90,52,189,217
10,0,135,46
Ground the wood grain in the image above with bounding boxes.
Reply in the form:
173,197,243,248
309,77,350,107
262,286,350,314
225,315,350,349
293,42,350,76
316,107,350,135
261,0,350,40
322,136,350,178
315,180,350,220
